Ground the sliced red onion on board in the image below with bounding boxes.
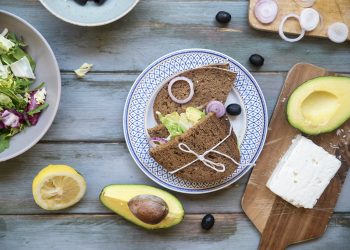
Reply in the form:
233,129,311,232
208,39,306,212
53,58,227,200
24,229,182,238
327,22,349,43
206,100,225,118
294,0,316,8
254,0,278,24
279,14,305,42
168,76,194,104
300,8,320,31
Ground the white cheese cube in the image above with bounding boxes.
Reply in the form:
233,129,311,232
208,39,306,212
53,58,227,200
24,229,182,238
266,135,341,209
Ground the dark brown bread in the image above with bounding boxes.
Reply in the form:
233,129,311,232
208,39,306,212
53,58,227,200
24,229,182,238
202,63,230,70
148,124,169,139
148,64,231,137
149,113,240,183
153,67,236,122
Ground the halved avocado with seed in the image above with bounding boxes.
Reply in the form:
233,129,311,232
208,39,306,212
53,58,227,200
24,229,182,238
100,185,184,229
287,76,350,135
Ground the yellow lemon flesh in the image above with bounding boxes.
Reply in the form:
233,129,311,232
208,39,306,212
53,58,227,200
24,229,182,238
32,165,86,210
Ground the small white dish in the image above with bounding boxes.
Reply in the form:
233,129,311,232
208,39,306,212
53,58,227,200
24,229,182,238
39,0,140,27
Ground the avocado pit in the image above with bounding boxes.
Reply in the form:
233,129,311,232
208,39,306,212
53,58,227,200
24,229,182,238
128,194,169,225
301,91,340,127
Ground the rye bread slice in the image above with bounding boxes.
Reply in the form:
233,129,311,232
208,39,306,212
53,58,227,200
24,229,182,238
202,63,230,70
149,113,240,183
153,67,236,122
148,124,169,139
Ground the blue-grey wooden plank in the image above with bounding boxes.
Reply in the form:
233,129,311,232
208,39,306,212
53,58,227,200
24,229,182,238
42,72,284,141
0,214,349,250
1,0,349,72
0,143,349,214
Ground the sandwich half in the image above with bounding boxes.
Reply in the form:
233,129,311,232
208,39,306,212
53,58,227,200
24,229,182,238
153,66,236,122
149,112,240,183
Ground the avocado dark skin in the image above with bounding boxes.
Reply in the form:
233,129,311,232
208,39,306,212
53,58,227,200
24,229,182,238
100,185,184,229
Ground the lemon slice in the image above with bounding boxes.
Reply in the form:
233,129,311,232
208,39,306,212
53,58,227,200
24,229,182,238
32,165,86,210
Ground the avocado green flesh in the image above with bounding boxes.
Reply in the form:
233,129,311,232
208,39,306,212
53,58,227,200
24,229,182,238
287,76,350,135
100,185,184,229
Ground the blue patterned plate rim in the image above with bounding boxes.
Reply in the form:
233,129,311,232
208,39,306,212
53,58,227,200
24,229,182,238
123,48,268,194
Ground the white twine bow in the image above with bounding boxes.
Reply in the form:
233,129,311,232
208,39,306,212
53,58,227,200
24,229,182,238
170,126,249,174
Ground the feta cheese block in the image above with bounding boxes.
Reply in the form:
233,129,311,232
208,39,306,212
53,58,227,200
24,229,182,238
266,135,341,209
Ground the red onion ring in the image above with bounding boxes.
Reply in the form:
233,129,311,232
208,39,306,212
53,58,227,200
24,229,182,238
168,76,194,104
254,0,278,24
279,14,305,42
149,137,168,148
206,100,225,118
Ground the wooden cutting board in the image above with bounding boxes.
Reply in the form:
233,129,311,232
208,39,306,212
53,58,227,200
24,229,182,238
249,0,350,41
241,63,350,250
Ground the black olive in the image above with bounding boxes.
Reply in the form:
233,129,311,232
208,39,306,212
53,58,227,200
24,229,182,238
249,54,264,67
94,0,107,5
74,0,88,5
201,214,215,230
226,104,241,116
215,11,231,24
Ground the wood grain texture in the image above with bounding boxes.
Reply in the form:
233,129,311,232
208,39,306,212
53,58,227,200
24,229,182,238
241,63,350,249
249,0,350,41
0,142,349,215
0,143,247,214
41,72,284,141
1,1,350,72
0,213,350,250
0,1,349,249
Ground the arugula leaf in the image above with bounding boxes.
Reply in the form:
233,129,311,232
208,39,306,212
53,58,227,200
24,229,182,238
10,47,35,70
8,126,23,137
0,134,10,153
13,77,31,93
0,32,35,70
1,53,16,65
27,103,49,116
0,93,14,108
6,32,26,47
33,82,45,91
0,86,27,108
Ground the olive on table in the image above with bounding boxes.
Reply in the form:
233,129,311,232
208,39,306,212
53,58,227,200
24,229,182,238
94,0,107,5
226,104,242,116
249,54,264,67
215,11,232,24
201,214,215,230
74,0,88,5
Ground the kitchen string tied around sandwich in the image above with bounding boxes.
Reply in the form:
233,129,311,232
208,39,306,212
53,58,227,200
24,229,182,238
169,126,254,174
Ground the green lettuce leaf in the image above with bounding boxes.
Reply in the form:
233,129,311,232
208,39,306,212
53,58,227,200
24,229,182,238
0,134,10,153
157,107,205,138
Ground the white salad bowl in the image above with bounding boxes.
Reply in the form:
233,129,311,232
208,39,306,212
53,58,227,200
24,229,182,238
39,0,140,27
0,10,61,162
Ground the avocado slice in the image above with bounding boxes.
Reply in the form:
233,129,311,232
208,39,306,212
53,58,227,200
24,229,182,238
287,76,350,135
100,185,184,229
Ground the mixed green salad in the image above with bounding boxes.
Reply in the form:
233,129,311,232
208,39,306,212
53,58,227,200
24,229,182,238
0,28,48,152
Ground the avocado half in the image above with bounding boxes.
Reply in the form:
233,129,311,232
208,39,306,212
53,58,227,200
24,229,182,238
287,76,350,135
100,185,184,229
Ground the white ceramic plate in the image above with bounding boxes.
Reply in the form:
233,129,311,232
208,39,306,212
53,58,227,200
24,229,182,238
40,0,139,27
124,49,268,194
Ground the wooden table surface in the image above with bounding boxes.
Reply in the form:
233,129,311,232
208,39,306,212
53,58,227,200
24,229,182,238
1,1,350,249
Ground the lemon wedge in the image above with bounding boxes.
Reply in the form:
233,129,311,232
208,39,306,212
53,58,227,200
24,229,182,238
32,165,86,210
